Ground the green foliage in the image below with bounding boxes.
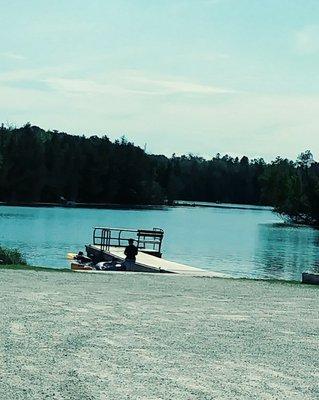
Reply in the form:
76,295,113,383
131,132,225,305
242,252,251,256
0,123,268,206
0,264,70,272
0,124,318,225
260,151,319,226
0,246,27,265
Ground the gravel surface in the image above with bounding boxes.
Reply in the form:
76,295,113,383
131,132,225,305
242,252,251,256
0,269,318,400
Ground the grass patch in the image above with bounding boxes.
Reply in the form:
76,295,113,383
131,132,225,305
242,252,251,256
0,264,70,272
0,246,26,265
0,246,70,272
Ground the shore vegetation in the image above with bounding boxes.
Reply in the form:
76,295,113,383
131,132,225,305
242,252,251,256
0,123,318,225
0,246,26,265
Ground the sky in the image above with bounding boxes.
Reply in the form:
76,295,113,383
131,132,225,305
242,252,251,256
0,0,318,160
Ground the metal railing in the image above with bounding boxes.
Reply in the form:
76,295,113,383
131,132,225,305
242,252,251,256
93,226,164,254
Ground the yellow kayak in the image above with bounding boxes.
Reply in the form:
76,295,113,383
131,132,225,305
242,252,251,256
67,252,77,260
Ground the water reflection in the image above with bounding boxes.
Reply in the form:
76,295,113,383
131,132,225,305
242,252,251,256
255,223,319,280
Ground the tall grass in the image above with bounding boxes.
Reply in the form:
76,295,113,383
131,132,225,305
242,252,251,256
0,246,27,265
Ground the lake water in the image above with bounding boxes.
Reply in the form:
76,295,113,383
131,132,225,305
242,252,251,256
1,205,319,281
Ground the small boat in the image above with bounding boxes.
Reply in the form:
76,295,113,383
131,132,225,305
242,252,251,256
71,262,93,271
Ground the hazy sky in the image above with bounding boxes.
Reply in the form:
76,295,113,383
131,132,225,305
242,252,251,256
0,0,318,160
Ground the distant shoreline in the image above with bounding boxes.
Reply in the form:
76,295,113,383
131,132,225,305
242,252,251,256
0,201,273,212
0,201,166,210
173,200,273,211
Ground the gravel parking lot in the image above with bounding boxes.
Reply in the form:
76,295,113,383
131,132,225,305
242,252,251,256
0,269,318,400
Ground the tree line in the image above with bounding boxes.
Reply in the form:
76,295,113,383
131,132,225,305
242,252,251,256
0,124,318,225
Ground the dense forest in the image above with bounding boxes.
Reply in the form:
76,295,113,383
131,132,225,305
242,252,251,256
0,124,318,225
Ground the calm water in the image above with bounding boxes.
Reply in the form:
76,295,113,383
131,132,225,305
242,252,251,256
1,205,319,281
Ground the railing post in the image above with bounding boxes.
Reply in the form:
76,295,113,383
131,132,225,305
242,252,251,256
93,228,96,246
101,228,105,251
92,226,163,254
106,229,110,251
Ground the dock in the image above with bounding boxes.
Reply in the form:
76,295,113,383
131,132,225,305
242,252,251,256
84,226,226,277
86,245,225,277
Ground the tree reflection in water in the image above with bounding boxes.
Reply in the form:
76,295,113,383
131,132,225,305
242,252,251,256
255,223,319,281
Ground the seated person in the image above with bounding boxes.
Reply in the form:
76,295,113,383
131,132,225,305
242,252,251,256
123,239,138,271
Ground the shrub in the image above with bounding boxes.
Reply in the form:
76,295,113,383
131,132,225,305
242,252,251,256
0,246,27,265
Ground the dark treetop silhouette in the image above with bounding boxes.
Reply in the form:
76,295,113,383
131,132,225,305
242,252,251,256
0,124,318,225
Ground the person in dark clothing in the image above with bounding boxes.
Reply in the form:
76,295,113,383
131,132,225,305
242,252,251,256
74,251,91,264
123,238,138,270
